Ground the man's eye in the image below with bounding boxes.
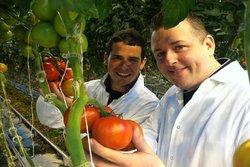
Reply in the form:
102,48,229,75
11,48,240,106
157,52,165,58
174,45,186,51
129,58,140,63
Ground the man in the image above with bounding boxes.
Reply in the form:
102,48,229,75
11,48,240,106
36,28,159,128
88,12,250,167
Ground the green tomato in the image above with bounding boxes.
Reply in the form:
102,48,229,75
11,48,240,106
31,21,60,48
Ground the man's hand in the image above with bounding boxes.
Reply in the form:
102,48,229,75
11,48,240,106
88,127,165,167
38,82,73,107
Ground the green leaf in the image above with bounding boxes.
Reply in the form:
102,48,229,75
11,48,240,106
50,0,99,19
162,0,195,29
95,0,112,20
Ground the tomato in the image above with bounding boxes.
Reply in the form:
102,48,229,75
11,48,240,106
32,0,56,21
122,120,144,151
233,139,250,167
31,21,60,48
64,105,101,133
102,105,117,117
61,78,74,97
0,63,8,73
58,60,66,71
92,117,133,150
43,62,60,81
63,68,73,80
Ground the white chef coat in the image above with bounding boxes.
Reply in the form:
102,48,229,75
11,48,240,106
36,73,159,128
143,60,250,167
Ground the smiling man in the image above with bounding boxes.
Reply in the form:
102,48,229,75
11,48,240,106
87,13,250,167
36,28,159,128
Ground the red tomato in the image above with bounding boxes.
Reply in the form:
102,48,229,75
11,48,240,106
58,60,66,71
63,68,73,80
43,62,60,81
103,105,117,116
64,105,101,133
122,120,144,151
92,117,133,150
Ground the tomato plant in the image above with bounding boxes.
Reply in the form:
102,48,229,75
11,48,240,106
64,105,101,133
92,116,133,150
43,62,60,81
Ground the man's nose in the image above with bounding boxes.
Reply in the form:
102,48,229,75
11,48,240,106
165,51,177,65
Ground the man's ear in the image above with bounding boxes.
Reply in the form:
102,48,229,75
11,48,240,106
140,57,147,70
205,35,215,55
104,52,108,65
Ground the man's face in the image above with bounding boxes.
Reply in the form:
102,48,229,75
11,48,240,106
105,41,146,92
151,19,216,90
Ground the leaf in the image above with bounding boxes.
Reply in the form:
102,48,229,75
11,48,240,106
95,0,112,20
50,0,99,19
162,0,195,29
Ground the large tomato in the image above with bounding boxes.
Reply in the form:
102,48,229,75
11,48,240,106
64,105,101,133
92,117,133,150
61,78,74,97
122,120,144,151
43,62,60,81
31,21,60,48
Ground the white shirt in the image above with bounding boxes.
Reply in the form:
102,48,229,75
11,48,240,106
36,73,159,128
143,61,250,167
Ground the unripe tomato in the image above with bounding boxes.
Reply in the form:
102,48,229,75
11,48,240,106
32,0,56,21
64,105,101,133
43,62,60,81
31,21,60,48
92,117,133,150
0,63,8,73
61,78,74,97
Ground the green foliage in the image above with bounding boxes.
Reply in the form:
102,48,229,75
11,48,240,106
162,0,195,29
